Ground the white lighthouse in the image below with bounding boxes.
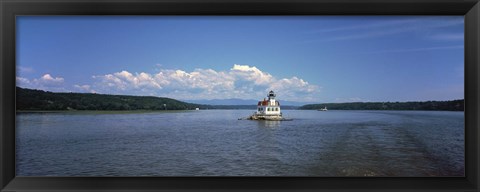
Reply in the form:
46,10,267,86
249,90,282,120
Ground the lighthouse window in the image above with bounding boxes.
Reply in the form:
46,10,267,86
267,108,270,111
275,108,279,111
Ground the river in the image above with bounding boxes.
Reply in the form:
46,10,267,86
16,110,464,176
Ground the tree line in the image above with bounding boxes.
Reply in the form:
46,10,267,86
17,87,462,111
16,87,302,111
299,100,464,111
16,87,206,111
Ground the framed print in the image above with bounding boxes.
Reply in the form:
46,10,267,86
1,0,479,191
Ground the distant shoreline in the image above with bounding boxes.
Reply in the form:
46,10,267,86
17,87,463,112
16,110,195,114
300,100,464,111
16,109,465,113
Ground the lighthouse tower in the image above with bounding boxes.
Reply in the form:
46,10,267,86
268,90,276,105
256,90,281,116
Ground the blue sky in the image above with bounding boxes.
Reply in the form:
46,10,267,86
16,16,464,103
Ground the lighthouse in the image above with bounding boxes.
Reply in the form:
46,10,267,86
240,90,286,121
268,90,276,106
254,90,282,118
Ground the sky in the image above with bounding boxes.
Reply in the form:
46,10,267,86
16,16,464,103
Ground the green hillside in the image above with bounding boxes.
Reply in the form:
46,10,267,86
300,100,464,111
16,87,205,111
18,87,460,111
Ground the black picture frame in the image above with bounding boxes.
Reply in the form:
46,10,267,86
1,0,479,191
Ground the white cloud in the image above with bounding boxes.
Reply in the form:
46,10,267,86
93,70,162,91
16,66,322,102
74,84,96,93
230,64,274,86
90,64,321,102
269,77,319,101
16,77,31,85
17,74,67,92
38,74,64,84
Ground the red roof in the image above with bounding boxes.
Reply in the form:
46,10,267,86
258,100,269,106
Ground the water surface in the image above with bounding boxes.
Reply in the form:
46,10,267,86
16,110,464,176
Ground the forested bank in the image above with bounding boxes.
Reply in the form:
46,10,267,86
300,100,464,111
16,87,205,111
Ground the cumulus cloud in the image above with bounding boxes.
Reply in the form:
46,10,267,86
15,65,322,102
37,74,64,84
91,64,321,102
74,84,96,93
229,65,319,100
16,77,31,85
95,70,161,90
17,74,67,92
94,69,234,93
230,64,274,86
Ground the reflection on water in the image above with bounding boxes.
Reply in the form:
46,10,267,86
256,120,281,128
16,110,464,176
